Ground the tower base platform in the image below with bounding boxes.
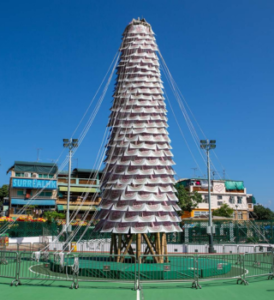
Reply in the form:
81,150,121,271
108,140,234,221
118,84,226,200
49,256,232,280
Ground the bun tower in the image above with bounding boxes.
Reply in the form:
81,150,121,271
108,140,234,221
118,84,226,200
95,18,181,263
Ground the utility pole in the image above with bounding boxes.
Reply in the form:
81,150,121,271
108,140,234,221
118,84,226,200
63,138,78,247
200,139,216,253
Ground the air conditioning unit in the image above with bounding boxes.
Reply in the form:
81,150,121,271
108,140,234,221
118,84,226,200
32,173,38,178
24,172,31,178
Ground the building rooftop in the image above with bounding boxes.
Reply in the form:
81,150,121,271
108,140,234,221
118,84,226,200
177,178,244,183
7,161,58,175
73,168,103,174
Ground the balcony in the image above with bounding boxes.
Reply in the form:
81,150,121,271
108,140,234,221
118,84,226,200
247,203,254,211
56,198,101,206
193,187,213,192
57,177,99,186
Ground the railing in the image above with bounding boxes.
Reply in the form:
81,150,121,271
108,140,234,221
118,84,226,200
2,220,273,244
57,177,99,186
0,249,273,289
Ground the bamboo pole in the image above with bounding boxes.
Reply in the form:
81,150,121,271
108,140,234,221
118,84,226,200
117,234,122,262
156,232,162,263
136,233,141,262
162,233,167,263
143,233,159,263
113,234,118,256
120,235,134,263
110,234,114,255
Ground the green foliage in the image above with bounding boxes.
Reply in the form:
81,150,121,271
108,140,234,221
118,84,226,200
175,184,202,215
43,211,65,223
253,204,274,220
212,203,234,218
23,205,37,216
0,184,8,205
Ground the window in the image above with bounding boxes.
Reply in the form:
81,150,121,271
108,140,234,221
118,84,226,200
17,190,24,196
49,174,54,178
15,173,23,177
238,212,243,220
203,195,208,203
217,201,223,206
43,174,48,178
217,195,223,200
194,211,209,217
25,189,31,199
229,196,235,204
237,197,242,204
39,174,43,178
38,191,52,197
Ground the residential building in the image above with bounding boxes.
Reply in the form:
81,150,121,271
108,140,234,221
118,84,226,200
177,178,255,220
56,168,102,219
7,161,58,217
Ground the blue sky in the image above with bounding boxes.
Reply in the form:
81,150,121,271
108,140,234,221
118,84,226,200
0,1,273,209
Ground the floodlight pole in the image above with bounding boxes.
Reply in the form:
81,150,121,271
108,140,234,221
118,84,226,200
63,138,78,248
66,141,72,241
206,147,214,253
200,139,216,254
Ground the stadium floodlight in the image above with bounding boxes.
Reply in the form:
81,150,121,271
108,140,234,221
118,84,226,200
200,139,217,254
72,139,79,148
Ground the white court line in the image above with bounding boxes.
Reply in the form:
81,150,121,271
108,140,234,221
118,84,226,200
137,288,140,300
28,263,70,280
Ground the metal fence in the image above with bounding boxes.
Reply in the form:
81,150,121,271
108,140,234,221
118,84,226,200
0,249,273,289
1,220,274,244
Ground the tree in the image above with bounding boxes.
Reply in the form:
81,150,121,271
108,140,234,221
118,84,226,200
212,203,234,218
43,211,65,223
252,204,274,220
175,184,202,216
24,205,37,217
0,184,8,206
0,184,8,200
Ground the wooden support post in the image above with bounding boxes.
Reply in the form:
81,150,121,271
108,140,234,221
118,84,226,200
164,233,168,260
110,234,114,255
113,234,118,256
120,235,133,263
162,233,167,263
143,233,159,263
117,234,122,262
136,233,141,262
156,232,162,262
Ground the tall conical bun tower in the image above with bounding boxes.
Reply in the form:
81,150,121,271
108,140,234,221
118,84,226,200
95,18,181,262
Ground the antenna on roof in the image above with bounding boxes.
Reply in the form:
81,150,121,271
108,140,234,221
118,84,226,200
37,148,43,162
72,158,78,168
223,169,226,179
47,158,58,163
191,167,197,177
211,170,216,180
